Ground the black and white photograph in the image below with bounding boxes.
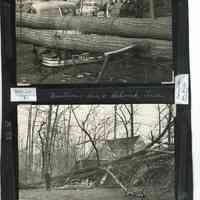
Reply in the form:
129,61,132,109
18,104,175,200
16,0,173,84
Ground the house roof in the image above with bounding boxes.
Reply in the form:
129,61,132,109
106,136,143,151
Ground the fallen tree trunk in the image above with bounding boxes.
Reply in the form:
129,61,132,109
16,27,172,60
100,167,128,193
16,13,172,40
148,149,174,155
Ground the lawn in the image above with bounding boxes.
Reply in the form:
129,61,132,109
19,188,127,200
19,186,174,200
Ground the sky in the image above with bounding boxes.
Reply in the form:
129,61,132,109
18,104,174,150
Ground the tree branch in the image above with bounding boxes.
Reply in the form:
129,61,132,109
72,109,101,166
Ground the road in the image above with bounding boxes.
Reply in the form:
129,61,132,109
17,43,172,85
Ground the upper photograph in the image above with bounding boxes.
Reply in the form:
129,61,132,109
16,0,173,85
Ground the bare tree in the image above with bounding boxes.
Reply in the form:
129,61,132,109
29,106,39,173
114,104,117,139
72,107,101,167
130,104,134,138
116,104,140,139
37,105,60,190
149,104,175,148
25,105,32,183
157,104,162,149
165,104,174,146
64,105,72,170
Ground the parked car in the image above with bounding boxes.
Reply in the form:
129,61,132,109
80,0,100,16
28,1,104,68
28,1,76,16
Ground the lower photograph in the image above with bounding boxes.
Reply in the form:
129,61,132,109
18,104,175,200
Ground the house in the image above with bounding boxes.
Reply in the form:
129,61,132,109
74,136,145,171
105,136,145,158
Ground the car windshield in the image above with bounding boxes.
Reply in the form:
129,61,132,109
40,8,61,17
84,3,97,6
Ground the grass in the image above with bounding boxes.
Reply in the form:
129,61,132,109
19,186,175,200
19,188,126,200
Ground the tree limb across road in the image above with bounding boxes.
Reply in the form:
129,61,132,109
16,27,172,61
16,13,172,40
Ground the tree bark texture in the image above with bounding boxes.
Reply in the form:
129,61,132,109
16,27,172,61
130,104,134,139
72,109,101,167
114,105,117,139
16,13,172,40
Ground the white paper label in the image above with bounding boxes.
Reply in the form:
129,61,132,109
10,88,37,102
175,74,189,104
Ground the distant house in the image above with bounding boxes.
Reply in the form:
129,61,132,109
105,136,145,158
74,136,145,170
